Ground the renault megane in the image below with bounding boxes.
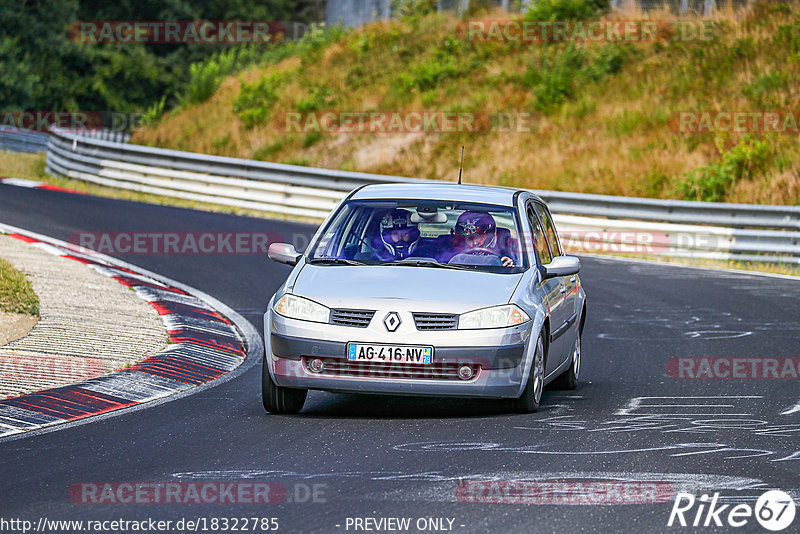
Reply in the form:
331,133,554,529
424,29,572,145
263,183,586,414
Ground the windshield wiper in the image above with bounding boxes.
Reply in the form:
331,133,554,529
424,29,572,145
380,260,472,270
309,258,366,266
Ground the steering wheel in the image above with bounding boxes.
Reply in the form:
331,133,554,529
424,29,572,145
464,246,500,256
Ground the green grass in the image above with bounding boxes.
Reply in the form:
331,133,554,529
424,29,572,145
0,257,39,316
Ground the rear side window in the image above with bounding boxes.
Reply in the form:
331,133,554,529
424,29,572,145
534,203,561,260
526,204,551,265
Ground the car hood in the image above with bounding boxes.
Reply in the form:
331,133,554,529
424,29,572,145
291,264,523,313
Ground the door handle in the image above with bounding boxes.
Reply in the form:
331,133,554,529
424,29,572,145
559,285,567,293
570,276,576,283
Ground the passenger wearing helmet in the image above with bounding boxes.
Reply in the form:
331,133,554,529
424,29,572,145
378,208,421,260
453,211,515,267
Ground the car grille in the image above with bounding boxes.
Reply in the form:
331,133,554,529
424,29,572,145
413,312,458,330
329,308,375,328
303,358,480,381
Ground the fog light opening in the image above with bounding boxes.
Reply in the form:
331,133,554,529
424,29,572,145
458,365,474,380
309,358,324,373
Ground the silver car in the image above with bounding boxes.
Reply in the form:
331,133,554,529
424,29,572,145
262,183,586,414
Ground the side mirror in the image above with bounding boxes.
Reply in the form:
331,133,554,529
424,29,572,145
542,255,580,280
268,243,301,266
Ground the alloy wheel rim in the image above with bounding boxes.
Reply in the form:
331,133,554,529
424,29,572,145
533,338,544,403
573,336,581,379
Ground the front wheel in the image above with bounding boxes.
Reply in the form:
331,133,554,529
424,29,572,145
512,334,545,413
262,359,307,414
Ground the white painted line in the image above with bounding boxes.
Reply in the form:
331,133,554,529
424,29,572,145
88,264,168,287
133,286,206,307
79,371,193,403
30,241,68,256
161,315,239,337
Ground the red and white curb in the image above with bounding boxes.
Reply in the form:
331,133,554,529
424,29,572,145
0,223,261,440
0,176,82,194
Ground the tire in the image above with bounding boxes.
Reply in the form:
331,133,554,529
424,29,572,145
552,328,581,390
261,359,307,414
512,333,545,413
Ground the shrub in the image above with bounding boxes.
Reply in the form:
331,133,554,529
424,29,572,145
294,86,335,112
139,96,166,127
178,27,345,108
393,0,438,21
742,71,789,108
524,0,607,22
528,46,585,109
398,55,464,91
525,43,629,112
302,131,323,147
233,71,288,128
675,136,773,201
181,60,222,106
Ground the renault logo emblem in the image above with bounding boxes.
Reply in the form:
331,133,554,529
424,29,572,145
383,312,401,332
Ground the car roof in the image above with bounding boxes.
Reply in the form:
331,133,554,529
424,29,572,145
350,183,540,207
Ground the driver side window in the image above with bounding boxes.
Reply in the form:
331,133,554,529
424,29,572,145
526,204,551,265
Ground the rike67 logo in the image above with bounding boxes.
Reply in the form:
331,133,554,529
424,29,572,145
668,490,796,531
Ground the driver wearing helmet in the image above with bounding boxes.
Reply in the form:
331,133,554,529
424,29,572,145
454,211,515,267
378,208,421,260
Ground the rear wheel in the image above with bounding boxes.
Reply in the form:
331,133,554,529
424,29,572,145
512,334,545,413
261,359,307,414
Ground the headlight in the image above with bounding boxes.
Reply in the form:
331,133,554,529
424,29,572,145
273,294,330,323
459,305,530,330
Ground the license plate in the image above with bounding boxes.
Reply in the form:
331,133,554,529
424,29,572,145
347,343,433,365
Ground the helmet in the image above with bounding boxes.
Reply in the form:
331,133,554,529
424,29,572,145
455,211,496,249
380,209,420,258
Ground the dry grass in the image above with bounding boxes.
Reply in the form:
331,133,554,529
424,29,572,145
133,2,800,205
0,152,46,181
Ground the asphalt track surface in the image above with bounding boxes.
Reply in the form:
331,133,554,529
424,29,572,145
0,183,798,534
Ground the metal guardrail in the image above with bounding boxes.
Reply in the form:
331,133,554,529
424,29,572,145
74,129,131,143
1,128,130,154
0,129,49,153
44,129,800,264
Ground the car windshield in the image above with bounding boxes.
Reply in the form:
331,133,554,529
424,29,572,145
309,200,527,273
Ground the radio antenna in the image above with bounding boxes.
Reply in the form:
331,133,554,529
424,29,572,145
458,146,464,185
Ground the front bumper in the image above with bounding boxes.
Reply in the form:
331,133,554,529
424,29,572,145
265,310,533,399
